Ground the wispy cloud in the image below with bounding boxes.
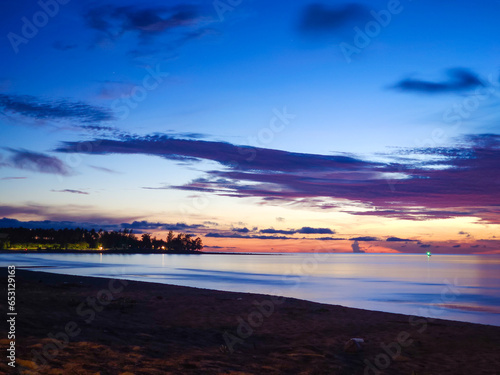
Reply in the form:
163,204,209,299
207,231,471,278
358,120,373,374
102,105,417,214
392,68,484,94
3,149,71,176
84,3,215,57
89,165,120,174
165,131,208,140
51,189,89,195
0,94,115,124
80,125,120,133
56,134,382,172
0,176,27,180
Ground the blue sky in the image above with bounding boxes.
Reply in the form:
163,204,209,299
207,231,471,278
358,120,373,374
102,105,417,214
1,0,500,253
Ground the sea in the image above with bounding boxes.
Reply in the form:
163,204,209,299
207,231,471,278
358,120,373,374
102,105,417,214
1,252,499,326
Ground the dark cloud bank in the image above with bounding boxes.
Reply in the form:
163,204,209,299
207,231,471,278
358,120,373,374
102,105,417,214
55,132,500,224
392,68,484,94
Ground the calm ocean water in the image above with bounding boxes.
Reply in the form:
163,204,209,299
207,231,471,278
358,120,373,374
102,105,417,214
1,253,499,326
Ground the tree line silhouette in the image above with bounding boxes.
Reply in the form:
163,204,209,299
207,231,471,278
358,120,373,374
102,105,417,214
0,227,203,253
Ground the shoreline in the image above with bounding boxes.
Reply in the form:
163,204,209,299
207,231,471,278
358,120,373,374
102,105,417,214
0,249,281,255
1,269,500,374
0,249,204,255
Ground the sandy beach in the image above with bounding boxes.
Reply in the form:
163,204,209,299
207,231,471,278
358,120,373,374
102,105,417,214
1,269,500,375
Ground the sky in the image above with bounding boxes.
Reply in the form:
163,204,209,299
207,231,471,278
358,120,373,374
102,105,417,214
0,0,499,254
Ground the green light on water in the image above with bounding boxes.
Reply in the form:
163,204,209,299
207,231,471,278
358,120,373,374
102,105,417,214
426,251,431,256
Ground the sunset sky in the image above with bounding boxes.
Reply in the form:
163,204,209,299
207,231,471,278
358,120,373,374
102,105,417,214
1,0,499,253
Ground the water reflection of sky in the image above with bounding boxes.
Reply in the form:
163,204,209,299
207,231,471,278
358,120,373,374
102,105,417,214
1,253,499,326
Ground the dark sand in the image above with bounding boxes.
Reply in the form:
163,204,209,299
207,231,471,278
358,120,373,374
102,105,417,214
1,269,499,375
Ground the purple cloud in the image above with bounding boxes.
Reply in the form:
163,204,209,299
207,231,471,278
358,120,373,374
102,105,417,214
55,133,500,224
0,94,115,124
4,149,71,176
90,165,120,174
56,134,383,172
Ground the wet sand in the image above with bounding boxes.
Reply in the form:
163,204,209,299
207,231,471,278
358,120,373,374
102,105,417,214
1,269,499,375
